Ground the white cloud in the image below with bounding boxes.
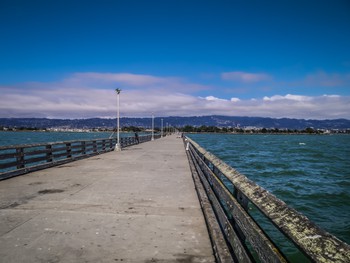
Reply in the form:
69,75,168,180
204,96,228,101
221,71,272,83
263,94,312,102
322,94,341,98
0,72,349,120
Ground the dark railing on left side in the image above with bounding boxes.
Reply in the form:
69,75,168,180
0,134,161,180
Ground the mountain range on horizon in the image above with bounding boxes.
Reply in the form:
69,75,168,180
1,116,350,130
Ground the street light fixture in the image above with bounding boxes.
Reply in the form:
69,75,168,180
115,88,122,151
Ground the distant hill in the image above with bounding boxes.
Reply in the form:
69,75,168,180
0,116,350,130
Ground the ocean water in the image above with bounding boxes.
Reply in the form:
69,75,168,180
188,133,350,246
0,131,136,147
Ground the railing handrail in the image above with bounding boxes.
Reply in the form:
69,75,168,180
185,136,350,263
0,134,159,150
0,134,161,180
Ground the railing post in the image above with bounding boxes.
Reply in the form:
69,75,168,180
102,140,106,152
16,147,25,169
46,145,53,162
66,143,72,158
235,189,249,211
93,141,97,153
109,139,113,150
233,188,248,243
82,141,86,154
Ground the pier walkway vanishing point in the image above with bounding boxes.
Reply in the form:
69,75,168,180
0,135,215,262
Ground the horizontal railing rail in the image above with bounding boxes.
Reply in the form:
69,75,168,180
184,136,350,263
0,134,161,180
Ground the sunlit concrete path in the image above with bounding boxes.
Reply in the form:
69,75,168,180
0,135,214,263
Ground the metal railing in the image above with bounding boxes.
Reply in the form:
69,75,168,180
184,136,350,263
0,134,161,180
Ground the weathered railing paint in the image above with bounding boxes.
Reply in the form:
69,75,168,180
184,136,350,263
0,134,161,180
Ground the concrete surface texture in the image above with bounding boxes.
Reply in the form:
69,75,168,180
0,135,215,263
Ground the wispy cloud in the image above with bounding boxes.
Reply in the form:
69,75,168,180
0,72,349,120
263,94,313,102
68,72,210,92
72,72,169,86
304,71,350,87
204,96,227,102
221,71,272,83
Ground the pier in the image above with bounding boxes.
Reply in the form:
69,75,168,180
0,135,214,262
1,134,350,263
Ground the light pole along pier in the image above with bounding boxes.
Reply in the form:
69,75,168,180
115,88,121,151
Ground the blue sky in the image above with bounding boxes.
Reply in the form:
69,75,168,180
0,0,349,119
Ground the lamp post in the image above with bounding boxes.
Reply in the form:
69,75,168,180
115,88,122,151
151,113,154,141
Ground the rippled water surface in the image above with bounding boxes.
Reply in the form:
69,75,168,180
0,131,136,147
188,133,350,244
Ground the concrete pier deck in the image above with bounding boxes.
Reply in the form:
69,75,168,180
0,135,214,262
